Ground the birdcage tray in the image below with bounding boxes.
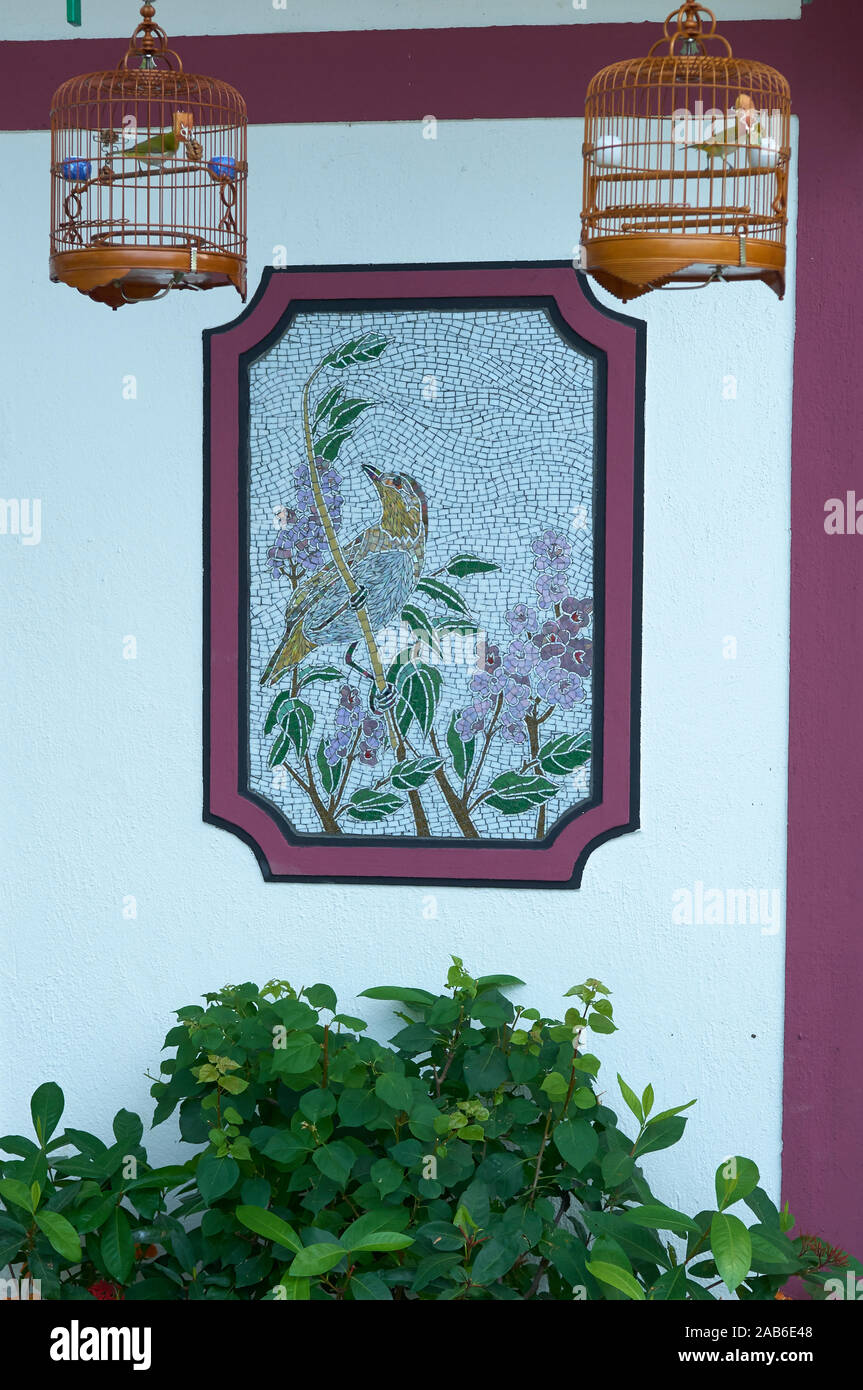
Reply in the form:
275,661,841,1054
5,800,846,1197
50,245,246,306
584,233,785,301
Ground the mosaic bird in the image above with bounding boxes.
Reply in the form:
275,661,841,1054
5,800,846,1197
690,94,762,164
261,465,428,688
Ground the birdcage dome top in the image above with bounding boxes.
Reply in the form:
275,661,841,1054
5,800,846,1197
49,1,247,310
580,2,792,303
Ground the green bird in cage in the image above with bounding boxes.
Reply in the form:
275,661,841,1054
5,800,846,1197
118,112,203,166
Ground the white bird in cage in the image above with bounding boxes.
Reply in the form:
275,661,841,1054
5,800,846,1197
690,94,763,166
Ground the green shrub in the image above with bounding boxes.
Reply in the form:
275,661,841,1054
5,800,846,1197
1,960,857,1300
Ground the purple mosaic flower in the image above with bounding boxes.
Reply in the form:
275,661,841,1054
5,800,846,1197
455,707,485,741
536,665,586,710
324,729,351,766
561,639,593,678
361,714,383,754
503,637,540,678
476,642,502,676
499,717,528,746
536,571,569,610
531,528,572,573
502,677,531,719
561,596,593,631
505,602,537,636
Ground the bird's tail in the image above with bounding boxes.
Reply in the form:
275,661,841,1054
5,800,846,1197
260,617,313,687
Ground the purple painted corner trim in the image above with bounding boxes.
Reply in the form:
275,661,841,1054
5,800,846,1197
204,263,644,887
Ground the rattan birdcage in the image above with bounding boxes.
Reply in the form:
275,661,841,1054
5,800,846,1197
581,1,791,302
50,2,247,310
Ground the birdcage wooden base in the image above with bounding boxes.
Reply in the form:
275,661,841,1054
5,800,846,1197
50,246,246,310
583,233,785,303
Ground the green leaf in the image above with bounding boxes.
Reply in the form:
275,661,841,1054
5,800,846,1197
346,788,405,823
617,1074,643,1125
537,733,591,778
31,1083,64,1146
0,1179,35,1212
312,1142,356,1188
342,1208,411,1249
744,1186,780,1226
484,770,559,816
415,576,471,616
375,1072,414,1114
635,1115,689,1156
620,1204,701,1236
586,1259,645,1300
463,1047,509,1096
196,1153,239,1205
315,739,341,797
400,603,437,649
541,1071,570,1103
710,1211,752,1292
285,699,314,761
471,1232,523,1285
642,1083,654,1118
101,1205,134,1283
349,1271,392,1300
34,1210,81,1264
649,1265,688,1300
388,660,443,739
349,1232,414,1253
322,332,388,369
297,665,344,692
288,1242,345,1277
412,1251,464,1292
112,1108,144,1148
475,974,525,991
391,756,443,791
554,1119,599,1172
313,385,344,429
359,986,436,1006
444,554,500,578
446,711,476,783
715,1156,760,1211
264,690,294,734
315,427,353,463
327,399,373,433
601,1150,635,1188
268,731,292,768
236,1205,302,1253
303,983,338,1013
272,1034,320,1074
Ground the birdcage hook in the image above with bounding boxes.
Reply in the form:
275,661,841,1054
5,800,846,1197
649,2,732,58
120,3,183,72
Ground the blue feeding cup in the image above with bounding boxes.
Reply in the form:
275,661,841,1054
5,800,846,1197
61,158,92,182
207,155,237,180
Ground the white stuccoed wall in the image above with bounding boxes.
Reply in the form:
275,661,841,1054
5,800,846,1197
0,116,796,1221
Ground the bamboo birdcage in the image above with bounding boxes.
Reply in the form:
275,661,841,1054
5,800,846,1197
581,1,791,301
50,2,247,310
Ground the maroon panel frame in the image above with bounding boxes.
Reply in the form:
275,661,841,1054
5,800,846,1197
204,262,644,886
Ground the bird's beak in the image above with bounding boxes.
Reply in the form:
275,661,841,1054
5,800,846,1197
362,464,382,484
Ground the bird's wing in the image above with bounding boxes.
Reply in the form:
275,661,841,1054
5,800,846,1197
279,529,375,628
305,548,415,644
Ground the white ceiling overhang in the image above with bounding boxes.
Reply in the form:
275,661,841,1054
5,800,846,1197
3,1,803,43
